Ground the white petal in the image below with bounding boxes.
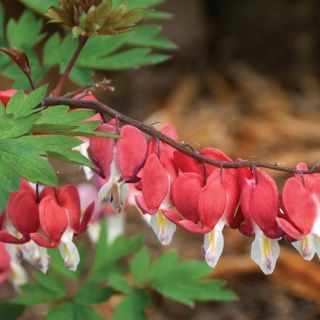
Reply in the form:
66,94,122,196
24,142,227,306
313,234,320,258
5,244,22,263
251,231,280,275
106,212,125,244
23,242,50,273
87,221,101,243
149,212,176,246
98,179,114,204
59,240,80,272
203,225,224,269
292,236,316,261
74,139,94,180
10,261,28,291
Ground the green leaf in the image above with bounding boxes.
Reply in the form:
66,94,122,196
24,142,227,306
152,280,237,307
0,162,20,211
147,251,178,280
19,0,58,15
0,139,58,186
0,3,5,45
6,86,47,117
6,11,45,48
112,289,151,320
32,271,66,296
108,274,132,294
47,303,102,320
0,114,39,139
79,48,170,70
129,247,151,285
12,281,65,305
75,281,113,304
0,302,24,319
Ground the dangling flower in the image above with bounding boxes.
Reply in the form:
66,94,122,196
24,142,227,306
278,163,320,260
77,180,127,244
239,167,282,274
0,180,39,244
31,185,94,271
135,124,178,245
72,93,102,181
89,119,147,213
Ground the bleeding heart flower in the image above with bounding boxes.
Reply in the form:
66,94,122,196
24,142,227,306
0,181,39,244
135,124,178,245
239,167,282,274
164,148,240,268
278,163,320,260
89,120,147,213
31,185,94,271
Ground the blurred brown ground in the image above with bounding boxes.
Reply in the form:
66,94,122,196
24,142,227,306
3,0,320,319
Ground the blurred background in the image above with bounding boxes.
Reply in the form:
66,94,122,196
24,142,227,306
3,0,320,319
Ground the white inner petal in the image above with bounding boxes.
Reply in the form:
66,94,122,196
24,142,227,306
203,221,225,269
149,212,176,246
251,227,280,275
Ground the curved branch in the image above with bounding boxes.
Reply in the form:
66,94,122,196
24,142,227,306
43,96,320,175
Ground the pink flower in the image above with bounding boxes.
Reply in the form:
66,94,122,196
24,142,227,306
134,124,178,245
31,185,94,271
239,167,282,274
0,180,39,244
89,119,147,213
277,163,320,260
164,148,240,268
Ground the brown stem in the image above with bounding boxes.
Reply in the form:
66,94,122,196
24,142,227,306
50,36,88,97
43,96,320,175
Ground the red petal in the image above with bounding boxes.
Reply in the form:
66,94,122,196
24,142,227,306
57,185,81,230
220,169,240,227
0,230,29,244
7,190,39,236
40,186,56,200
276,217,303,240
282,176,316,236
39,195,68,242
31,233,59,248
135,195,155,214
0,89,16,106
117,125,147,181
172,173,202,223
0,243,10,269
240,169,279,237
89,121,116,179
140,154,169,213
199,147,232,176
198,172,227,229
173,150,204,177
76,202,94,234
162,209,208,234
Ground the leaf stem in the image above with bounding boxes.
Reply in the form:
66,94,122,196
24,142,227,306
44,96,320,175
50,36,89,96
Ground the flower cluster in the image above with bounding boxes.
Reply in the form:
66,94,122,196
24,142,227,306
86,119,320,275
1,89,319,280
0,181,93,273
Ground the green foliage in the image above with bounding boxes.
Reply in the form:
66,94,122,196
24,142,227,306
0,0,176,89
8,223,235,319
0,86,115,211
0,302,24,320
47,303,102,320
